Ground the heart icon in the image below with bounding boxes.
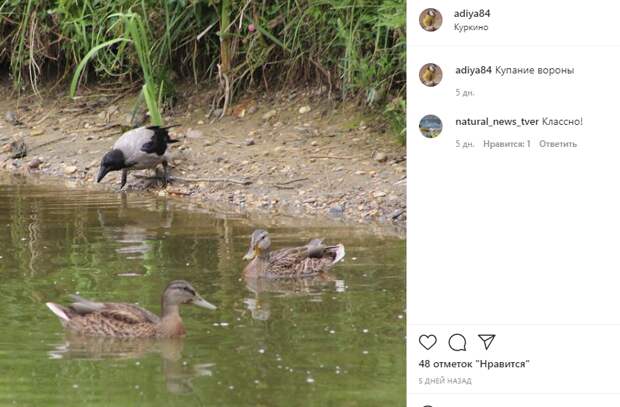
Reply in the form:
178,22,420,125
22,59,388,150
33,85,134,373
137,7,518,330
419,334,437,350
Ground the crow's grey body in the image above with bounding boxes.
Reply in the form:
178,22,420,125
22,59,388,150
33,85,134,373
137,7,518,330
114,127,170,169
97,125,178,188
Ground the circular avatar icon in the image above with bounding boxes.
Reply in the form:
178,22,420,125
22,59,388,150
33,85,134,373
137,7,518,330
419,115,443,139
419,63,442,87
419,8,442,32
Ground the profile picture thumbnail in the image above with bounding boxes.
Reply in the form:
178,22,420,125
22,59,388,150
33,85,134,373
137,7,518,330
419,115,443,139
419,8,442,32
419,63,442,87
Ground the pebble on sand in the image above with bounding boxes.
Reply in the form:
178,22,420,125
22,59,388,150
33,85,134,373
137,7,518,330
373,152,388,163
262,110,277,120
63,165,78,175
28,158,43,169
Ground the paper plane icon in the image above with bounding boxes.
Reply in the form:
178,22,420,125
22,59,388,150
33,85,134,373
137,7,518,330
478,334,496,350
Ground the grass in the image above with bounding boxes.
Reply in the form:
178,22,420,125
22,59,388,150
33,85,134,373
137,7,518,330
0,0,405,140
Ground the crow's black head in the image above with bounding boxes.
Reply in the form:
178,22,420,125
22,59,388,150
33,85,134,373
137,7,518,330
97,149,125,182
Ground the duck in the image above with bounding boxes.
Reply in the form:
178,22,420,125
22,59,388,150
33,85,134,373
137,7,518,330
242,229,345,278
46,280,216,338
97,125,179,189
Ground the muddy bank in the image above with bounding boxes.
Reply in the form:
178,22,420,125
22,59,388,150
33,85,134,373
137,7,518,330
0,85,406,235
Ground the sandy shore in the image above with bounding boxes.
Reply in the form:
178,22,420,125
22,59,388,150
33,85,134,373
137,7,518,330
0,85,406,235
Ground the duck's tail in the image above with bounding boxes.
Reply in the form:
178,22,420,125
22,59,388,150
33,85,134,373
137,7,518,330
68,294,104,314
330,244,346,265
306,239,345,266
46,302,71,326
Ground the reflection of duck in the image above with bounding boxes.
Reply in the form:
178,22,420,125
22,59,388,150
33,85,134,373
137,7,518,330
246,273,336,294
49,335,168,360
243,274,343,321
243,297,271,321
48,337,214,395
46,280,216,338
159,338,215,395
242,230,345,278
96,199,174,261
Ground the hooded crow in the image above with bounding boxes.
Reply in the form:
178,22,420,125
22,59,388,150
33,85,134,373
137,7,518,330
97,125,179,189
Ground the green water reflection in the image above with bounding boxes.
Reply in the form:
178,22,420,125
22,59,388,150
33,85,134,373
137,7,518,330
0,176,405,406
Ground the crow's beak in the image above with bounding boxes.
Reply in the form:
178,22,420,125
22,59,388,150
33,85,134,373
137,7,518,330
191,295,217,310
97,166,110,183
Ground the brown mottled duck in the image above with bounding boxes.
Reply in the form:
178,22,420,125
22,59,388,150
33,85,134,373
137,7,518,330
46,280,216,338
242,229,345,279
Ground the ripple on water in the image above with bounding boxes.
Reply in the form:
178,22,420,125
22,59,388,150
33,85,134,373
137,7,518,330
0,177,405,406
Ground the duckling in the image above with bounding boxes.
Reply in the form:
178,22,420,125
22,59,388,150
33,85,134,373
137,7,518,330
46,280,216,338
97,125,179,189
242,229,345,278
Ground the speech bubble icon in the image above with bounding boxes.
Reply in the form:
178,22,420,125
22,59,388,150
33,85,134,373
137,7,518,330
448,334,467,351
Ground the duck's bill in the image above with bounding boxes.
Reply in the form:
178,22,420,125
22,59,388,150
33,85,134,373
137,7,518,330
192,296,217,310
243,248,256,261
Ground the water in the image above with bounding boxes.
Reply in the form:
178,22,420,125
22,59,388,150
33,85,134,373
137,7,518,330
0,176,405,406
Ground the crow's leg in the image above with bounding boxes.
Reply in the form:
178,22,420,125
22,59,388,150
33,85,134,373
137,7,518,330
120,168,128,189
161,161,170,187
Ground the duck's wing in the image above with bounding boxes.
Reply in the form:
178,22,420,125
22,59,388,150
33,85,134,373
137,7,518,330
269,246,308,265
68,295,159,324
267,242,346,277
323,244,346,264
67,294,104,314
262,246,306,277
100,304,160,324
305,239,345,263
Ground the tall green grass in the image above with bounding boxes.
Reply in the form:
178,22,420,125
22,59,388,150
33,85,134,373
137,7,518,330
0,0,405,139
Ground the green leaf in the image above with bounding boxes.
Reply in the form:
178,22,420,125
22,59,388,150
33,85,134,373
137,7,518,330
70,37,130,97
143,83,162,126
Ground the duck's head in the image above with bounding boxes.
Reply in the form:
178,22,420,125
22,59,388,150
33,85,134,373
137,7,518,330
243,229,271,260
162,280,216,310
97,149,125,183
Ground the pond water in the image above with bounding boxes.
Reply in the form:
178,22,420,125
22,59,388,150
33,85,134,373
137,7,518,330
0,175,405,406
